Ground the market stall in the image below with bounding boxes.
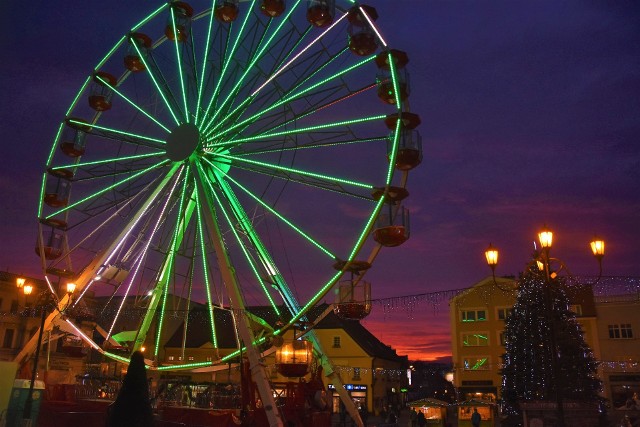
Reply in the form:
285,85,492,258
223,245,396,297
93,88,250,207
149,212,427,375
456,399,497,427
407,398,449,426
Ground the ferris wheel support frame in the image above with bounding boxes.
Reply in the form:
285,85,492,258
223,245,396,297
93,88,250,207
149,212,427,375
17,164,181,366
212,172,364,427
194,170,284,427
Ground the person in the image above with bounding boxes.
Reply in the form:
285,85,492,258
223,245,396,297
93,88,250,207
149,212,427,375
107,351,154,427
409,407,417,427
416,410,426,427
471,407,481,427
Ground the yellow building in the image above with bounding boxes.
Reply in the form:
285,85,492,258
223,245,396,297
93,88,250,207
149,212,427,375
594,293,640,408
163,304,408,414
449,276,600,402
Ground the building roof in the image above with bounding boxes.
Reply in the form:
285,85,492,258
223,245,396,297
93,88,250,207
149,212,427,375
163,302,406,363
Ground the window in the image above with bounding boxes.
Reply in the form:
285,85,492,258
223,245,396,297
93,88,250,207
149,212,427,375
0,297,3,311
333,336,341,348
168,356,175,361
188,356,194,361
462,333,489,346
206,356,212,362
461,309,486,322
463,356,490,371
3,329,14,348
609,324,633,339
10,300,18,313
497,308,513,321
352,368,361,380
569,305,582,315
499,331,506,346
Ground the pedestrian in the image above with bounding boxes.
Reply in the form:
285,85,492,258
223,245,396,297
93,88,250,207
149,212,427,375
409,407,417,427
416,410,426,427
471,407,481,427
106,351,154,427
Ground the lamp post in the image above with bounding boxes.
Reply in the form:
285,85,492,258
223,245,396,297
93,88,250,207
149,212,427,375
17,279,75,427
485,228,604,427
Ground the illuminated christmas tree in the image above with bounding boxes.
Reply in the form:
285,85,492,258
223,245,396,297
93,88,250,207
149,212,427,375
500,262,601,423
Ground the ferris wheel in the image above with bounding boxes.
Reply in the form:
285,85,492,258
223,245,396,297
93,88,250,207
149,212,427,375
31,0,422,383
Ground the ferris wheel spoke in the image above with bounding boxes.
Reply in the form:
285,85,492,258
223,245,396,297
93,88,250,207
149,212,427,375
132,41,183,125
170,8,191,123
235,136,387,158
201,0,304,134
197,168,281,314
53,152,163,172
67,119,167,150
208,162,336,259
95,75,172,133
250,12,348,99
207,50,370,141
216,113,385,149
45,159,170,219
203,25,317,139
195,0,219,125
198,1,257,127
212,151,373,193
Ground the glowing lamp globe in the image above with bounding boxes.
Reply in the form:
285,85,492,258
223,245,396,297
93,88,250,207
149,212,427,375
590,239,605,259
275,339,313,378
485,244,498,268
538,228,553,249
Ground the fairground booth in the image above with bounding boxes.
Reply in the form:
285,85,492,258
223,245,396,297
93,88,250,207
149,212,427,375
456,399,496,427
407,398,448,426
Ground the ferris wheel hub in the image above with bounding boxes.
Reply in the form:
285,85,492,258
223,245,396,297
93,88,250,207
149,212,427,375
166,123,200,162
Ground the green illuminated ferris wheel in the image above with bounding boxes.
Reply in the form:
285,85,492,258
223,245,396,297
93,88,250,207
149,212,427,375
35,0,422,370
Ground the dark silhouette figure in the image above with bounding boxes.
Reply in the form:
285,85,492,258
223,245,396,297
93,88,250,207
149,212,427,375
471,407,481,427
107,351,154,427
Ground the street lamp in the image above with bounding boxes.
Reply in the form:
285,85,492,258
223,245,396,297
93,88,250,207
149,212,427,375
17,278,76,427
485,227,605,427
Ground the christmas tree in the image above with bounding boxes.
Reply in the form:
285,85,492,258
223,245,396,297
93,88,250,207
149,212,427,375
500,261,601,423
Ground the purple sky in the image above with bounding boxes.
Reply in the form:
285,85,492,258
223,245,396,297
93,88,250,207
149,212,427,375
1,1,639,361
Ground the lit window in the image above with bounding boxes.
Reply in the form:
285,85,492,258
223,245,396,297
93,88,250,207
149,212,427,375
462,310,487,322
188,356,194,361
463,357,490,371
497,308,513,321
333,336,341,348
353,368,361,380
2,329,14,348
609,324,633,339
168,356,175,361
569,305,583,316
462,333,489,346
206,356,212,362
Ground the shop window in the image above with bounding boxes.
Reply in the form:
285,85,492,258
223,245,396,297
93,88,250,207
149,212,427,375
461,310,486,322
609,324,633,339
2,329,14,348
333,336,341,348
462,333,489,346
497,307,513,320
463,356,490,371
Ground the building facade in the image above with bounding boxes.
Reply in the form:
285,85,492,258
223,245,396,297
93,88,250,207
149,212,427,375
594,293,640,409
449,276,601,402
